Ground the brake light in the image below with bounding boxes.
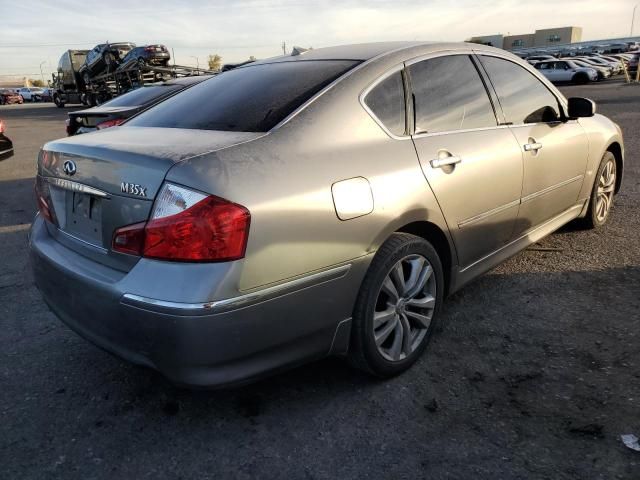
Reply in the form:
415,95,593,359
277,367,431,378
112,183,251,262
0,120,4,134
96,118,124,130
34,176,57,225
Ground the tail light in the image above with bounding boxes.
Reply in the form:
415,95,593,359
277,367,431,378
0,119,4,134
35,176,57,225
96,118,124,130
112,183,250,262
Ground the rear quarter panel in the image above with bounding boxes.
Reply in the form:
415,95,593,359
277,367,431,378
166,57,453,292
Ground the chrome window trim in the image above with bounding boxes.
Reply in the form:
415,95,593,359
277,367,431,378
271,43,427,132
122,263,352,316
45,177,111,198
358,63,410,141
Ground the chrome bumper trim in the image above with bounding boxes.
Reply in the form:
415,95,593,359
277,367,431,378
121,263,352,315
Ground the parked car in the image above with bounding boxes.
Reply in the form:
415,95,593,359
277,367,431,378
534,60,597,84
30,42,624,388
0,89,24,105
573,57,614,77
578,56,621,74
18,87,45,102
39,88,53,102
0,119,14,161
66,75,212,135
79,42,136,84
116,45,170,71
567,58,611,80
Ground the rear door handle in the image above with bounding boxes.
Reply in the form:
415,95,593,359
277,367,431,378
430,155,462,168
523,142,543,152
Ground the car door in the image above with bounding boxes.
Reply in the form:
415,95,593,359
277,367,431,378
408,52,524,268
553,61,572,82
477,54,589,235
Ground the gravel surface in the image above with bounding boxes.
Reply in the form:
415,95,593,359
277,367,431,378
1,82,639,479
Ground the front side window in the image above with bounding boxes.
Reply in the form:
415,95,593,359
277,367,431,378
408,55,497,134
364,71,406,136
479,56,561,124
127,60,360,132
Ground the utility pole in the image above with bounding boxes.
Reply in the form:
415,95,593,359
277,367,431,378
282,41,286,55
39,61,46,85
189,56,200,70
633,4,639,36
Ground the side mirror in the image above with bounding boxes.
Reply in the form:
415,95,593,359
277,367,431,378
567,97,596,118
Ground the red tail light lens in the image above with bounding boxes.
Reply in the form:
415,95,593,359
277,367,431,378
34,176,57,225
96,118,124,130
0,120,5,134
112,183,251,262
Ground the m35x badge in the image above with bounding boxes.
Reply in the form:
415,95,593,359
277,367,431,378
120,182,147,197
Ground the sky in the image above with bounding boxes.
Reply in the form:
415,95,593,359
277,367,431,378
0,0,638,81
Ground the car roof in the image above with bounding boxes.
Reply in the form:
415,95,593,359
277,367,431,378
165,75,214,86
246,41,504,66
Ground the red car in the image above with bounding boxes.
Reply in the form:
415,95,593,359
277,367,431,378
0,89,23,105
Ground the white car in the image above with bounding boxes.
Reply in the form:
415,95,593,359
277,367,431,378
534,60,597,84
17,87,44,102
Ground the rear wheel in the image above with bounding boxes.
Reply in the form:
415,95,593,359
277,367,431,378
348,233,444,377
579,151,617,229
53,93,65,108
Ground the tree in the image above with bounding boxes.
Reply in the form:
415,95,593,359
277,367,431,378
208,54,222,72
30,79,45,87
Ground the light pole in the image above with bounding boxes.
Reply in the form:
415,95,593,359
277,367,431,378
189,56,200,69
633,3,639,37
39,61,46,85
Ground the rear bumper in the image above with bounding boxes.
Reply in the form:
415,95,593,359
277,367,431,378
29,216,367,387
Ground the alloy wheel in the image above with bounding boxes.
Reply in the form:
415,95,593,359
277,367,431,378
373,254,436,362
596,159,616,222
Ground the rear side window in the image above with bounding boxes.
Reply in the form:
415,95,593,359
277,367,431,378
364,71,406,136
479,56,561,124
408,55,497,134
127,60,360,132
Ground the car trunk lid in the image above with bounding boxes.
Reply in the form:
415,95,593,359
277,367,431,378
38,127,263,270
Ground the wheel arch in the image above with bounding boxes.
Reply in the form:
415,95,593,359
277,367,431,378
396,221,454,296
606,141,623,193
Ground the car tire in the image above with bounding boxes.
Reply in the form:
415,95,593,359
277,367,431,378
137,57,146,69
572,72,589,84
579,151,617,229
348,233,444,378
53,94,64,108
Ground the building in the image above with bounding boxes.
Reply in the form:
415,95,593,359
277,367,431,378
468,26,582,50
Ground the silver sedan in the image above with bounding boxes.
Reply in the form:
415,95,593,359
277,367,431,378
30,42,624,387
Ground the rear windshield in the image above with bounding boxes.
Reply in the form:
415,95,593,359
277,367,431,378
101,85,182,107
126,60,360,132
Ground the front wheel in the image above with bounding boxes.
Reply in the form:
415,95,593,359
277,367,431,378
348,233,444,378
572,73,589,84
579,151,617,229
53,93,65,108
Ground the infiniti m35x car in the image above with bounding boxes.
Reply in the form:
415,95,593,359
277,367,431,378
30,42,624,388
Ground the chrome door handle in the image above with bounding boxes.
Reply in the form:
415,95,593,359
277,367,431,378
523,142,543,152
430,155,462,168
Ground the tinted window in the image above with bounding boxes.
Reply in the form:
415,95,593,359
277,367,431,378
101,85,182,107
364,71,406,136
480,56,561,124
128,60,359,132
408,55,496,134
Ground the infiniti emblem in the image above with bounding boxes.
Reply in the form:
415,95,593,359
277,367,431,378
62,160,77,176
